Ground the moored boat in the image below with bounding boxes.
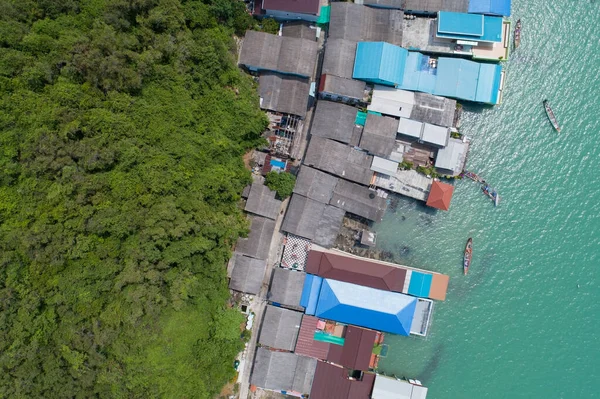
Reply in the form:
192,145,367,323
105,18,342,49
543,99,561,132
482,185,500,206
514,19,522,48
461,170,484,184
463,238,473,275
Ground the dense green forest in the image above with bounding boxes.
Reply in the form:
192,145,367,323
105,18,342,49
0,0,267,397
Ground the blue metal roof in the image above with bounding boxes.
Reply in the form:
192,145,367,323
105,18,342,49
438,12,484,36
399,54,502,104
353,42,408,87
468,0,511,17
400,52,437,93
437,12,504,43
434,58,480,101
408,272,432,297
300,274,323,315
475,63,502,104
314,279,417,336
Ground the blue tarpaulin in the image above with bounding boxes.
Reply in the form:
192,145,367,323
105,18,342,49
314,279,417,336
468,0,511,17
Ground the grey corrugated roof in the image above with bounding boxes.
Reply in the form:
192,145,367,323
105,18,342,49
293,166,339,204
403,0,469,13
434,137,469,176
310,101,359,144
329,179,388,222
245,182,282,220
260,72,310,117
320,74,367,101
281,194,346,248
235,215,276,260
239,31,318,77
229,254,267,294
259,305,303,351
412,93,456,128
363,0,404,9
282,21,317,40
322,39,357,79
359,113,399,158
251,348,317,394
329,3,404,46
304,137,374,185
269,268,306,309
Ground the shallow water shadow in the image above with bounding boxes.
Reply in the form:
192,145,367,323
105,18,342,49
420,343,444,382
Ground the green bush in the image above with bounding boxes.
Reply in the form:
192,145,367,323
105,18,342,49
399,161,414,170
260,18,280,34
265,171,296,199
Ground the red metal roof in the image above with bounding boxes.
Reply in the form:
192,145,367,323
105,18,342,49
306,251,407,292
426,181,454,211
310,361,376,399
294,315,330,359
326,326,377,370
262,0,320,15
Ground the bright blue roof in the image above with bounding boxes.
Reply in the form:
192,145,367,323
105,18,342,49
438,12,484,36
353,42,407,87
437,12,503,43
408,272,432,297
314,279,417,336
434,58,481,101
475,63,502,103
468,0,511,17
300,274,323,315
400,53,437,93
399,54,502,104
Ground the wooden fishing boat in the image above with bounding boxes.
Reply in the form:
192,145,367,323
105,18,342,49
514,19,521,48
463,238,473,275
461,170,484,184
543,99,561,132
482,185,500,206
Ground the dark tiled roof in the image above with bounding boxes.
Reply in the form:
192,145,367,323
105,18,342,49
263,0,320,14
310,361,376,399
294,315,331,359
305,250,407,292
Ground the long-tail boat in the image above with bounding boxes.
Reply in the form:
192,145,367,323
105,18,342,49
463,238,473,275
543,99,561,132
514,19,522,48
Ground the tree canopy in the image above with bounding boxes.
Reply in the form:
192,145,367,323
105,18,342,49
265,171,296,200
0,0,266,397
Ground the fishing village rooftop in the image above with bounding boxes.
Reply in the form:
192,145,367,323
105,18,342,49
231,0,513,396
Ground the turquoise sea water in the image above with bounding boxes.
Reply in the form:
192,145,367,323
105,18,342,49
375,0,600,397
